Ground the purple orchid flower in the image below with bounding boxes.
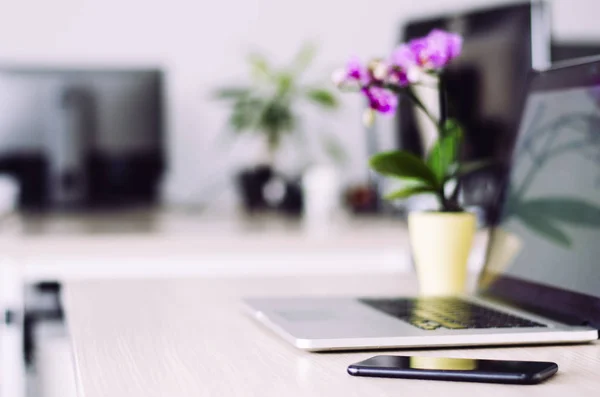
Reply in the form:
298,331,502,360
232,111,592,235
367,59,390,83
390,44,417,70
388,45,420,86
390,29,462,74
411,29,462,70
332,56,369,87
333,28,462,122
362,86,398,115
346,57,367,81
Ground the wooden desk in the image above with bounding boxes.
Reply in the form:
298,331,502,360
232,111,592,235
64,274,600,397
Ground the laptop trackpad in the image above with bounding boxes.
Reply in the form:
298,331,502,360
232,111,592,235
253,297,417,339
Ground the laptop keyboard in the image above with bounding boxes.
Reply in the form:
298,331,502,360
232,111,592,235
359,297,547,331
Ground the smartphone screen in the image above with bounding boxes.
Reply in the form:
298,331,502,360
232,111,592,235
348,355,558,384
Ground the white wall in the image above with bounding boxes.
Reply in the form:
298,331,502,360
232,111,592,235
0,0,599,206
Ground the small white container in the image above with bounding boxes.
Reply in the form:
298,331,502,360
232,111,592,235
302,164,340,235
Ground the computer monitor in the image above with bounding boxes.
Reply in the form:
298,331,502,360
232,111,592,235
397,2,551,217
552,42,600,62
0,67,165,209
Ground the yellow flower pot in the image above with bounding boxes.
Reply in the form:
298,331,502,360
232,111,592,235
408,211,476,296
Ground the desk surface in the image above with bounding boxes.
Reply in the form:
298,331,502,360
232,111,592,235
64,274,600,397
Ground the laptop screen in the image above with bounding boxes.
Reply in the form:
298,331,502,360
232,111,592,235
480,61,600,325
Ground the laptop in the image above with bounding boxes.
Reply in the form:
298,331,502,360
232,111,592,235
244,58,600,351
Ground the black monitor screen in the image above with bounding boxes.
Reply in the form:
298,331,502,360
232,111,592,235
0,67,165,207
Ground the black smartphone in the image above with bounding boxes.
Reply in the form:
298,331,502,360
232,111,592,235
347,355,558,385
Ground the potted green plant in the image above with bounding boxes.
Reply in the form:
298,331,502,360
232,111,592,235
334,29,489,296
215,44,340,212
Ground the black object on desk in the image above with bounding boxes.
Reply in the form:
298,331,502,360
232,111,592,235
348,355,558,385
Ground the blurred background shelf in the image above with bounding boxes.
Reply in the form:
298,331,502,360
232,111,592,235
0,209,489,283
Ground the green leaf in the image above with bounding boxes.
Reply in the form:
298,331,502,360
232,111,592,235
259,100,295,142
213,87,251,100
426,120,463,182
291,42,317,75
228,97,265,132
276,72,294,96
516,211,572,248
518,198,600,226
427,131,461,182
441,119,462,138
247,53,272,82
384,185,436,201
305,88,338,109
369,151,439,188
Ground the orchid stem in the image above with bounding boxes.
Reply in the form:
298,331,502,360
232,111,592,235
405,91,441,132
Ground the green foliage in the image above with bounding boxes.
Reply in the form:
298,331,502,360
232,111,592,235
439,118,461,138
427,120,462,183
364,66,496,211
384,185,437,200
247,53,271,82
369,119,493,211
214,43,339,155
305,88,338,108
228,96,264,132
290,43,317,75
276,72,294,95
369,151,439,188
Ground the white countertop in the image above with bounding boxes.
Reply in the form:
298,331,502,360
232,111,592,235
0,209,487,281
63,274,600,397
0,210,412,281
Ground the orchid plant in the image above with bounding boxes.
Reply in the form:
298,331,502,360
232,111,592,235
334,29,489,212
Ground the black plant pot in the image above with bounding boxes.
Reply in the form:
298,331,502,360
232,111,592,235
236,165,303,215
236,165,273,212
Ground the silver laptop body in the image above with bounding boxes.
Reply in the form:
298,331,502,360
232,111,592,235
243,294,597,351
